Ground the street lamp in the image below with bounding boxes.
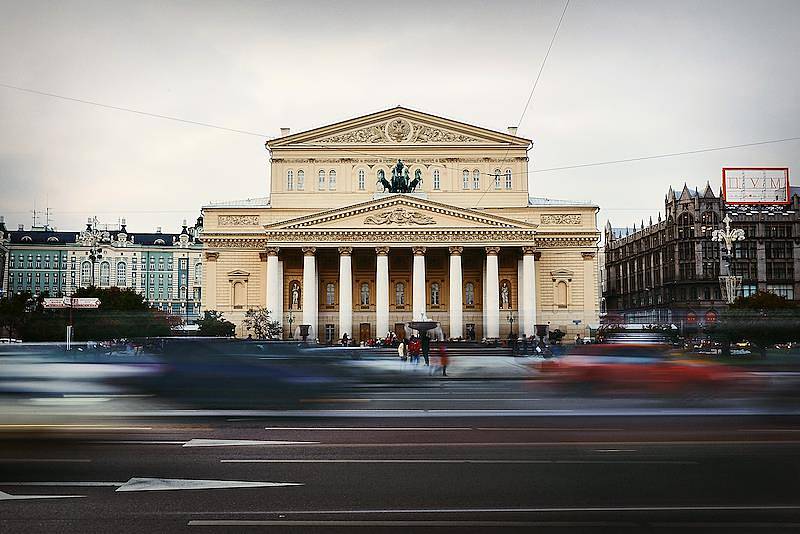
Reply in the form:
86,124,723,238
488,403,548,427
286,310,295,340
507,312,516,336
711,214,746,304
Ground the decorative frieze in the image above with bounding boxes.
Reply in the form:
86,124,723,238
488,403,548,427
364,207,436,226
316,120,483,144
218,215,259,226
541,214,581,225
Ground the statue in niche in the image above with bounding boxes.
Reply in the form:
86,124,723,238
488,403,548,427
290,282,300,309
500,282,510,309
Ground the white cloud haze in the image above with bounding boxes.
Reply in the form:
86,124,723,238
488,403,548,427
1,0,798,233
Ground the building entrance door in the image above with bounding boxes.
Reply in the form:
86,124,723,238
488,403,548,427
359,323,371,344
394,322,406,341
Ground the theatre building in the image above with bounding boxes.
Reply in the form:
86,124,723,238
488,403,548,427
200,107,600,342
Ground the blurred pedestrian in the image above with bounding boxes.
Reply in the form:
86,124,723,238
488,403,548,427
408,336,421,364
341,333,349,347
421,334,430,366
575,334,583,345
438,342,449,376
398,338,407,362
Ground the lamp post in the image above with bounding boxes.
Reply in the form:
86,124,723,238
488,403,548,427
711,214,746,304
286,310,295,340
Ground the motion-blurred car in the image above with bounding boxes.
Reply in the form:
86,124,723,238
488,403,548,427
540,343,758,394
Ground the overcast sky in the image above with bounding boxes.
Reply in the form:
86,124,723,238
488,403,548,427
1,0,798,234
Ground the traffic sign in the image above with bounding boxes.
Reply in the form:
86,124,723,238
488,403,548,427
71,298,100,309
43,298,68,309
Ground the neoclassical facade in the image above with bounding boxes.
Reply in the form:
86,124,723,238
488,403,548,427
201,107,600,341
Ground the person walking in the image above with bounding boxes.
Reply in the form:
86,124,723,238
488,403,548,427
408,336,421,364
341,333,349,347
438,342,449,376
397,338,407,362
421,334,431,366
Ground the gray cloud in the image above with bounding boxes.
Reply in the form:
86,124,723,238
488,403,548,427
0,0,798,232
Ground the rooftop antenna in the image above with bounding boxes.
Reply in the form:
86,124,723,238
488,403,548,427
32,199,38,228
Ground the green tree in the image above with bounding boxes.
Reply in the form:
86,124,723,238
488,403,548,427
706,292,800,357
196,310,235,337
241,307,282,339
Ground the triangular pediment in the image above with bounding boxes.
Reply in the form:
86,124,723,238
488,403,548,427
267,107,531,148
226,269,251,278
264,195,537,232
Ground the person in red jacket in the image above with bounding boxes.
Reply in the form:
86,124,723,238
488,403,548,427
408,336,421,364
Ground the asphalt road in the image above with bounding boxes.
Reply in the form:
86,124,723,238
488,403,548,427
2,380,800,533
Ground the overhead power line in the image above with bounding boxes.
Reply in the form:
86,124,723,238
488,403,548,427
0,82,270,138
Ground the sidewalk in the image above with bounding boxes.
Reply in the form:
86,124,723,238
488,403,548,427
348,352,544,380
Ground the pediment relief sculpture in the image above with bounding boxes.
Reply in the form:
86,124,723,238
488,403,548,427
364,207,436,226
317,119,482,144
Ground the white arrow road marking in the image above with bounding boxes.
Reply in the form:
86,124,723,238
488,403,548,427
0,490,84,500
182,439,318,447
9,482,124,487
115,478,302,492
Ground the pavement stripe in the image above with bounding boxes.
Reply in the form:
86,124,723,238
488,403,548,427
184,504,800,515
0,458,91,463
115,477,302,492
215,440,800,448
7,482,125,487
220,459,697,464
0,491,85,501
264,427,473,431
183,439,318,447
188,520,635,527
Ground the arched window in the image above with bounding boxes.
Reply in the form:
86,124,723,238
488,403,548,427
116,262,126,286
505,169,512,189
705,310,717,323
233,281,245,309
462,170,469,189
99,262,110,286
472,170,480,190
494,168,501,189
297,170,305,190
326,282,335,306
318,170,325,190
360,283,370,306
430,282,440,305
556,281,568,308
358,170,365,191
395,282,405,305
286,170,294,190
432,170,440,190
328,170,336,190
465,282,475,305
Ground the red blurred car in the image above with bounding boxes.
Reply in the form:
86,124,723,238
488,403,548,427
541,344,758,394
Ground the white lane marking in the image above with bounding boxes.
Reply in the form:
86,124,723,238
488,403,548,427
89,441,187,445
7,482,124,487
220,459,697,465
264,427,472,431
0,490,85,500
368,398,541,401
115,477,302,492
223,440,800,448
741,429,800,432
0,458,91,463
183,439,318,447
184,504,800,515
475,428,624,432
188,520,632,527
593,449,637,453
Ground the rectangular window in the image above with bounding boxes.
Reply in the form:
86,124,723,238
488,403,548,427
433,171,440,190
766,284,794,299
505,170,512,189
358,170,365,191
324,324,335,344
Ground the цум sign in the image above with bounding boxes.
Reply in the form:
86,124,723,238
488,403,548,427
722,167,790,205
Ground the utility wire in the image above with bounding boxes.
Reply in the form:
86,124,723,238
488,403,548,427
0,82,271,138
473,0,570,208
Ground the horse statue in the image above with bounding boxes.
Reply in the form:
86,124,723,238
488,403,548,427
376,169,392,192
408,169,423,192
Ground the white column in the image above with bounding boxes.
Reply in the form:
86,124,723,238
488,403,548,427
338,247,353,341
375,246,390,338
522,247,536,337
265,247,281,324
302,246,317,341
485,247,500,339
448,246,463,339
412,246,426,321
517,258,524,337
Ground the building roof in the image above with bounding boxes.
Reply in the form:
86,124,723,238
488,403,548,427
527,196,596,207
203,197,270,209
9,230,80,245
